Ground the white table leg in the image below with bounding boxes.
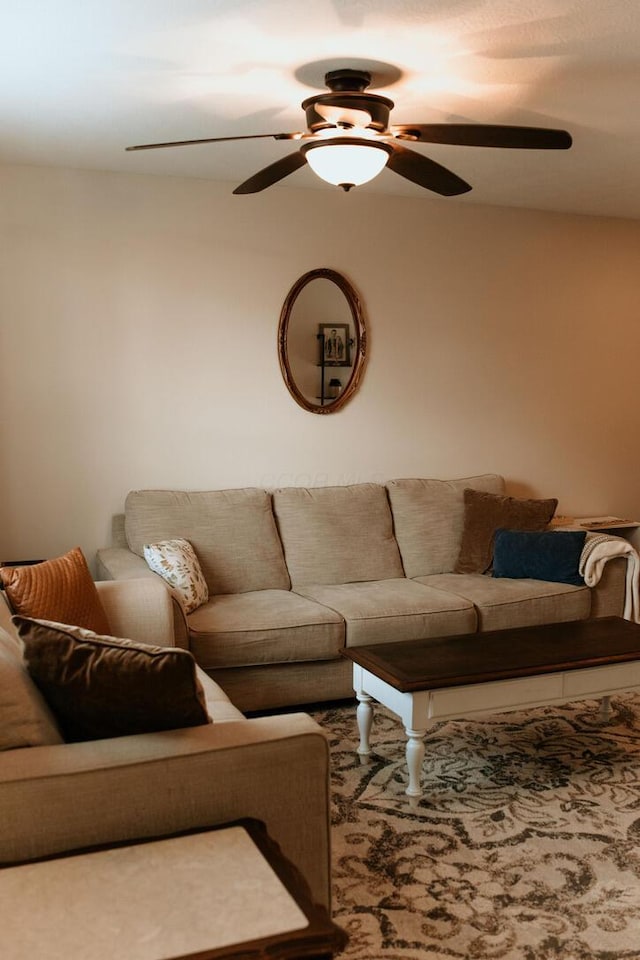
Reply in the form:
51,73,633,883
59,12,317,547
600,695,611,722
356,692,374,763
405,727,427,798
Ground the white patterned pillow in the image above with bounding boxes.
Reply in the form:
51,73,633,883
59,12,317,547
143,539,209,614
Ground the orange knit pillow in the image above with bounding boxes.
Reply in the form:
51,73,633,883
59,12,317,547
0,547,110,634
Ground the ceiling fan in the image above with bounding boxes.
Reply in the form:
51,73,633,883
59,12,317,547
126,68,572,196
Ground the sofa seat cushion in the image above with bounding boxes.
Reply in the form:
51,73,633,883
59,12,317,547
294,579,476,648
273,484,404,586
124,489,290,596
417,573,591,632
386,474,505,578
195,666,245,722
187,590,345,669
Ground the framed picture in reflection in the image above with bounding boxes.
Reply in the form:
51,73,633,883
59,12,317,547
318,323,351,366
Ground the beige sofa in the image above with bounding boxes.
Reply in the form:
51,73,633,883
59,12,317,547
97,475,626,712
0,577,332,910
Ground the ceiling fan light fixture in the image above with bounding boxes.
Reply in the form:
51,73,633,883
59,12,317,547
302,138,391,191
126,65,572,197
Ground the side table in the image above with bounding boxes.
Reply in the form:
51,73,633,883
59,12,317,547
551,516,640,535
0,819,347,960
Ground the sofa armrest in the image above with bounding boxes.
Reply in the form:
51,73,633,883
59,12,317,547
548,530,628,619
0,714,331,909
97,547,189,648
96,546,157,581
95,578,176,648
586,554,628,618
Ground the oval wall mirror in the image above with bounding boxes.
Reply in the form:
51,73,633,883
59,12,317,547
278,268,367,414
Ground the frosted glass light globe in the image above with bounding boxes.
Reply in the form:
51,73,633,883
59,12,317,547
303,140,390,190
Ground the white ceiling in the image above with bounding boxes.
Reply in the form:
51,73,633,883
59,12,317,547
1,0,639,219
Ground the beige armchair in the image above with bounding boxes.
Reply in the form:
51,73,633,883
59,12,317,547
0,578,332,910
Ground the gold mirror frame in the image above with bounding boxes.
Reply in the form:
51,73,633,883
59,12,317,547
278,268,367,415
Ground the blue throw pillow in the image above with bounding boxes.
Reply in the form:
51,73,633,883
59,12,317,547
492,529,587,586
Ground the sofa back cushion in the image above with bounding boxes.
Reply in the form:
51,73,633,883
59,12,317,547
0,621,63,750
386,474,506,577
125,489,290,596
273,483,404,586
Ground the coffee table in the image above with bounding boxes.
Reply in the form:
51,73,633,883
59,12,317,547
342,616,640,799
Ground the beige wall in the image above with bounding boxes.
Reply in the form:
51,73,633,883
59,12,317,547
1,162,640,567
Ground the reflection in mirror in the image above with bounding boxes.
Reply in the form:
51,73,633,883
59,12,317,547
278,268,367,414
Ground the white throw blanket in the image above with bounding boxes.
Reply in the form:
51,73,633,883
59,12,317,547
579,534,640,623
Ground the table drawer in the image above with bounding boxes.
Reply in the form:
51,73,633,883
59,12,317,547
563,660,640,697
430,673,564,718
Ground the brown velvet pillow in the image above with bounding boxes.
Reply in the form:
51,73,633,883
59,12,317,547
454,488,558,575
13,616,211,742
0,548,110,634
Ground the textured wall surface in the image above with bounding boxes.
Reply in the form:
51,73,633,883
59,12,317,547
1,163,639,567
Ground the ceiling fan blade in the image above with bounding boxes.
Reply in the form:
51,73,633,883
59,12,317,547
233,150,307,194
126,132,301,152
386,143,472,196
392,124,572,150
315,102,373,129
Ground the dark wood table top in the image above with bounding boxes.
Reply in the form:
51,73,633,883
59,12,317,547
342,617,640,693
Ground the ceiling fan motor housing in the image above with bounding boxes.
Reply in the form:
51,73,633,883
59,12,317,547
302,69,394,133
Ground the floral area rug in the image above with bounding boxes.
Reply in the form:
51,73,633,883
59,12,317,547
310,695,640,960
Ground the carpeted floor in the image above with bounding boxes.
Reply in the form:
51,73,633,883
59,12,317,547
310,695,640,960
